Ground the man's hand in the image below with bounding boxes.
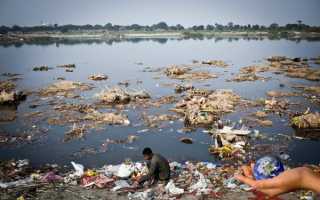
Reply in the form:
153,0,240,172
235,163,320,197
132,181,140,188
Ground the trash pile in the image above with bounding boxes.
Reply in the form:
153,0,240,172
96,87,150,104
164,65,217,80
84,110,130,126
0,159,252,200
48,103,131,141
142,113,179,128
0,90,26,105
174,84,194,93
264,97,289,114
267,56,320,81
208,126,250,160
39,80,93,97
266,90,297,98
291,85,320,104
0,80,26,105
291,112,320,129
231,65,270,82
172,89,240,126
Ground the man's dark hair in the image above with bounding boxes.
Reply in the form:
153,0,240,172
142,147,153,155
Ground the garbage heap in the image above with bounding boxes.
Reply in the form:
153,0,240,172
172,89,240,126
0,159,252,199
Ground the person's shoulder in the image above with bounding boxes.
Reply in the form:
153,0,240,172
153,153,166,161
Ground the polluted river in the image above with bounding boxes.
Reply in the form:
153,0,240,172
0,37,319,199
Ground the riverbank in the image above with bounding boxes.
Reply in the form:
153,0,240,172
0,159,315,200
1,30,320,45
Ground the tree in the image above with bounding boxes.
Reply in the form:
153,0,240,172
269,23,279,30
175,24,184,30
104,23,113,30
206,24,214,31
152,22,168,30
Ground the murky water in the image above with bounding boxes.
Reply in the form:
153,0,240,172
0,38,319,168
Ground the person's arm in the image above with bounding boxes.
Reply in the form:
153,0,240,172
235,165,320,197
138,160,157,184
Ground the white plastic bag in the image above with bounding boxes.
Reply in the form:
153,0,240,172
189,171,208,192
71,161,84,176
165,180,184,195
111,180,130,191
128,189,154,200
116,163,134,178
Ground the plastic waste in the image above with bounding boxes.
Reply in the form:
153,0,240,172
111,180,130,191
71,161,84,176
116,163,134,178
103,164,121,177
165,180,184,195
216,125,251,135
40,171,63,182
0,177,33,189
128,189,154,200
189,171,209,192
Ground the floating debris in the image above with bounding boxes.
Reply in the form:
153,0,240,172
291,112,320,129
267,56,320,81
0,91,26,105
39,81,93,97
33,65,52,71
89,74,108,81
142,113,178,128
231,65,270,82
266,90,297,97
0,81,15,92
64,124,86,142
164,65,217,80
96,87,150,104
174,84,194,93
84,110,130,126
255,111,268,118
179,137,193,144
57,64,76,68
201,60,228,67
172,89,240,126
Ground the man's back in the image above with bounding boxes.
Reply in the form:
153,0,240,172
150,153,170,181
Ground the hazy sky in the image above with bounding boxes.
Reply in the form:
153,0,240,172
1,0,320,26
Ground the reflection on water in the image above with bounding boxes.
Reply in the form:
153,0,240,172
0,37,319,168
2,35,320,48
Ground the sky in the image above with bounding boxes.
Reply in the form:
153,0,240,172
0,0,320,27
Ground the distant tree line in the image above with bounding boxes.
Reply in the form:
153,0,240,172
1,21,319,34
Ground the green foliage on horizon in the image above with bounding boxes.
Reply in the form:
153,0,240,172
1,21,320,34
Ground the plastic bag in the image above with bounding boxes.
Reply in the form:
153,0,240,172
165,180,184,195
189,171,208,192
128,189,154,200
0,177,33,189
71,161,84,176
116,163,134,178
111,180,130,191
